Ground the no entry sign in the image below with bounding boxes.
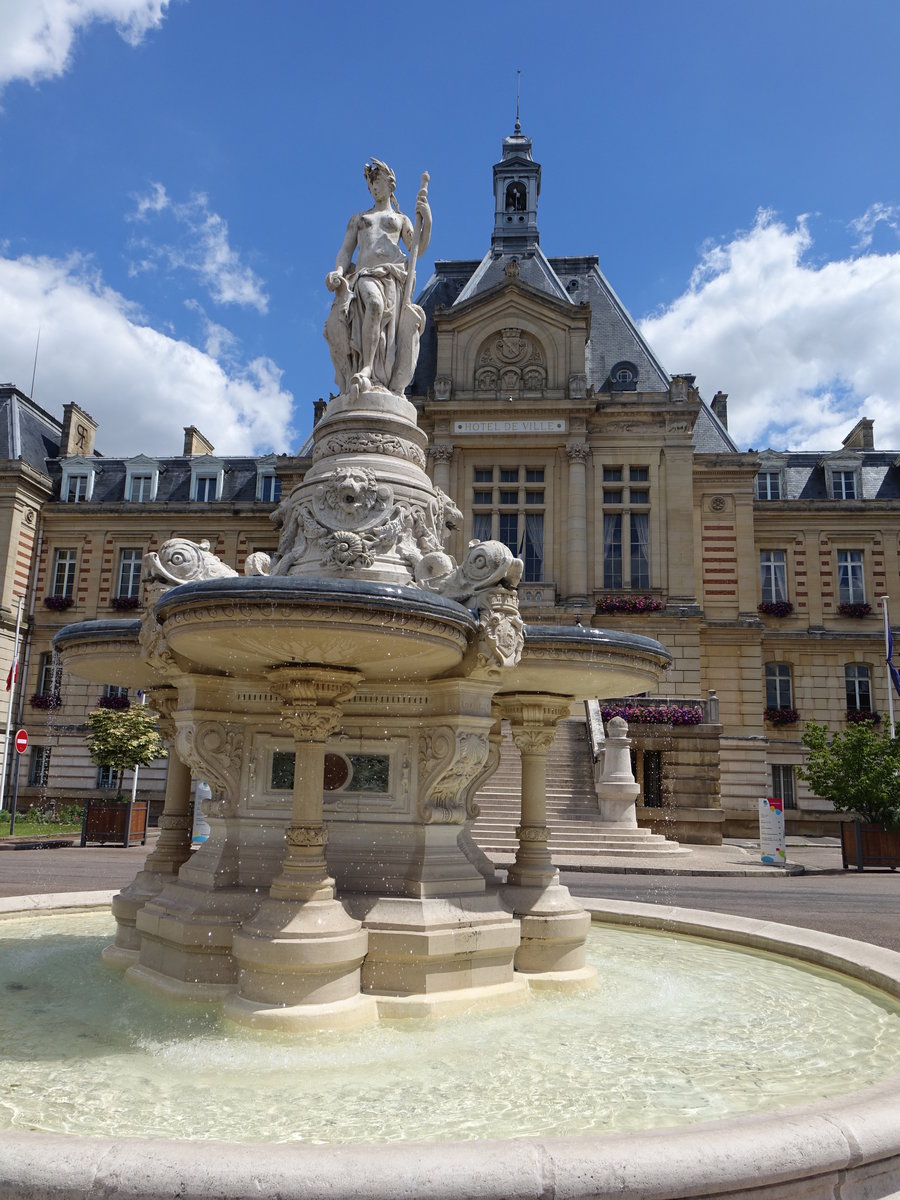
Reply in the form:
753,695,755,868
14,728,28,754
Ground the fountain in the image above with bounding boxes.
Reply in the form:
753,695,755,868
2,160,900,1198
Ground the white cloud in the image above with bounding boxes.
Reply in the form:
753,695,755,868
0,252,294,456
850,202,900,250
129,184,269,313
0,0,168,88
640,211,900,451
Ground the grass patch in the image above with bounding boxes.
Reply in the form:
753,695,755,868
4,817,80,839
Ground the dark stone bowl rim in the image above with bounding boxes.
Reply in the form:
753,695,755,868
524,623,671,665
53,618,142,650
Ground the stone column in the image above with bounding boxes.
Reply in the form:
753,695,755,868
225,666,377,1032
429,442,454,496
566,442,590,602
500,694,596,989
105,686,193,967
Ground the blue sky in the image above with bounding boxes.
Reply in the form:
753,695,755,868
2,0,899,456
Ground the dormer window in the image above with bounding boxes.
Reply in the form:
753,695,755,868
189,457,225,503
60,458,96,503
608,361,638,392
124,456,161,502
832,469,856,500
756,471,781,500
256,455,282,503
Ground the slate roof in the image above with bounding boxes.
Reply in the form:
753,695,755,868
757,452,900,501
45,457,266,504
0,385,61,473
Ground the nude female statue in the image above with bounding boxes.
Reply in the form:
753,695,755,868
324,159,432,398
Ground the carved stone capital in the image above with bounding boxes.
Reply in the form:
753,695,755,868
266,666,362,711
428,443,454,463
417,727,490,824
147,686,178,737
566,441,591,464
509,725,557,756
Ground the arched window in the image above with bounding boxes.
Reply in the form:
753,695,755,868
505,182,526,212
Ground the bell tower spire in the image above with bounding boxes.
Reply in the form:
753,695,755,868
491,111,541,257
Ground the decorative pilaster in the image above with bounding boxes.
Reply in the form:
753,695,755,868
429,442,454,495
142,687,193,875
566,442,590,601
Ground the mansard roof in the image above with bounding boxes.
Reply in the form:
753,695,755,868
0,384,61,474
757,446,900,500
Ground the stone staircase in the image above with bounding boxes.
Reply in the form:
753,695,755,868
471,718,685,857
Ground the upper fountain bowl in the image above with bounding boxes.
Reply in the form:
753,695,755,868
154,575,478,681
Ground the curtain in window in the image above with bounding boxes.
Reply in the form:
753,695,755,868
472,513,492,542
523,513,544,582
603,514,622,588
631,513,650,589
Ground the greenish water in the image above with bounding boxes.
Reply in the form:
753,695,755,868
1,910,899,1145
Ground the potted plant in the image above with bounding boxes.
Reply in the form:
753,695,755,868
81,702,166,846
799,720,900,871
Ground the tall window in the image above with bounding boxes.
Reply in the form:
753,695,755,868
66,474,89,502
28,746,51,787
837,551,865,604
471,466,544,582
52,549,77,598
118,549,143,599
832,470,857,500
760,550,787,603
97,765,117,789
603,466,650,589
258,473,281,503
37,652,62,698
129,474,153,502
771,764,796,809
845,664,872,713
765,662,793,709
756,471,781,500
195,475,218,502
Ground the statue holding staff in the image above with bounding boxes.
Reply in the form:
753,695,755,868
324,159,432,398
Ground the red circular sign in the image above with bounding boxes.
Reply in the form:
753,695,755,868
14,729,28,754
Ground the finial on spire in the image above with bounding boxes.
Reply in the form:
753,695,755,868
515,68,521,135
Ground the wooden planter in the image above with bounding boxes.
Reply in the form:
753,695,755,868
841,821,900,871
80,799,149,848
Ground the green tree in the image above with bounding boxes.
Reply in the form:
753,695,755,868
86,703,167,800
799,720,900,827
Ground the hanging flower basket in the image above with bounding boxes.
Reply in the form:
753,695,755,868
43,595,74,612
764,706,800,726
600,702,703,726
846,708,881,725
30,692,61,710
111,595,140,611
758,601,793,618
595,595,664,615
837,602,871,618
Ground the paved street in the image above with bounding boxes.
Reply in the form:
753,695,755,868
2,834,898,952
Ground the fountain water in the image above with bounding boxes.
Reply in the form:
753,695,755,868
4,161,900,1197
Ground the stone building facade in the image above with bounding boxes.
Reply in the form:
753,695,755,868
1,128,898,840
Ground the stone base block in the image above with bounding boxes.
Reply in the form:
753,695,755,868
345,894,520,998
327,822,488,898
110,868,170,953
133,881,263,990
229,896,369,1011
374,977,530,1019
100,944,139,969
223,989,377,1033
518,964,598,992
125,962,236,1003
502,882,591,974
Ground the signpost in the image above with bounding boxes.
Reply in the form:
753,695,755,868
759,796,786,867
14,729,28,754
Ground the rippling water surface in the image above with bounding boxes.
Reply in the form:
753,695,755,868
2,910,899,1144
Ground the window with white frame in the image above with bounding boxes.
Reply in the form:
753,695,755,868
756,471,781,500
771,764,797,809
60,459,96,503
52,549,77,598
103,684,129,700
66,474,89,502
129,474,153,502
765,662,793,709
189,457,225,503
117,549,143,599
603,466,651,589
837,550,865,604
195,474,218,502
760,550,788,603
831,470,857,500
258,473,281,503
28,745,51,787
845,664,872,713
472,465,545,582
124,456,160,502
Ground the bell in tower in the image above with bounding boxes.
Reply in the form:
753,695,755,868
491,118,541,257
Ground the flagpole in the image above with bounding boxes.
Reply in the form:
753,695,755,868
881,596,896,740
1,596,24,813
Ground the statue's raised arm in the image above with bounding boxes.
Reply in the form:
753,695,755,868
324,159,431,400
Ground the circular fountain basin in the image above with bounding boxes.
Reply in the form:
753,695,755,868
153,575,477,680
1,895,899,1198
51,618,157,689
504,624,672,699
